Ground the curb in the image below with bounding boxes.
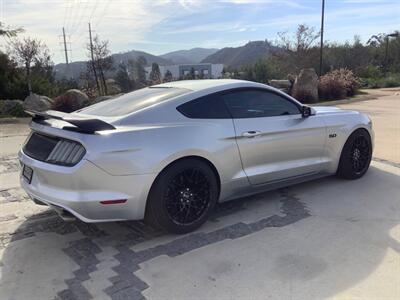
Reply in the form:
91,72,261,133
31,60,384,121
313,94,379,106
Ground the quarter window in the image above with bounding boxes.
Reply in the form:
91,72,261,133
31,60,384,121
177,94,231,119
222,89,300,118
78,87,190,117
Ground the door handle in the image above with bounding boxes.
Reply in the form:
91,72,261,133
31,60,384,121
242,130,262,138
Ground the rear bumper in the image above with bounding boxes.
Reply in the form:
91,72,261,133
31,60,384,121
19,150,157,222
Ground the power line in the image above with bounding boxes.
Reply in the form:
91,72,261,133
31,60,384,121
63,0,71,28
70,0,90,37
71,0,99,44
93,0,112,29
68,0,83,33
64,0,77,32
88,0,100,21
69,0,110,62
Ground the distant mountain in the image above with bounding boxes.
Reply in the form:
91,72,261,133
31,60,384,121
54,61,87,81
54,49,173,80
112,49,172,66
201,41,278,67
160,48,219,64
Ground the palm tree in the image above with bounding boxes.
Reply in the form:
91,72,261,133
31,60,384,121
0,22,24,38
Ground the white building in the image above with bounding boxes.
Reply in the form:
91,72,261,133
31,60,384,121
145,63,224,81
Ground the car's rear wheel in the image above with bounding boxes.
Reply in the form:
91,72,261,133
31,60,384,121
146,158,218,234
337,129,372,179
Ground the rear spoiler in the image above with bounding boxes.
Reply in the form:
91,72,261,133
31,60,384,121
25,110,116,134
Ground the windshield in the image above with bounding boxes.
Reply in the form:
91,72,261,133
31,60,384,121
78,87,190,117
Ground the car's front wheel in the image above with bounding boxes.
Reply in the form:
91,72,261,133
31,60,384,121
337,129,372,179
146,158,218,234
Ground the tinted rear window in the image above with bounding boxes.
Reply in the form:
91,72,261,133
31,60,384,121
78,87,190,117
177,94,231,119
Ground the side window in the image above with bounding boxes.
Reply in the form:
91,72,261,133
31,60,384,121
177,94,231,119
222,89,300,118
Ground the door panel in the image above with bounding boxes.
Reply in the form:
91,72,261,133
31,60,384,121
220,88,326,185
233,114,326,184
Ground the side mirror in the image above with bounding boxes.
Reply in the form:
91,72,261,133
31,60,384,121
301,106,315,118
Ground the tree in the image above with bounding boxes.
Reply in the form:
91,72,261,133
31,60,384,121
149,62,161,84
190,67,196,79
10,37,51,94
115,62,135,92
137,56,148,87
164,70,173,82
128,56,147,88
278,24,320,53
0,52,25,99
275,24,320,73
87,35,113,95
0,22,23,38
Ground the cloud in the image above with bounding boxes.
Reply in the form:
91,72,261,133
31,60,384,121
219,0,309,8
343,0,394,3
1,0,398,63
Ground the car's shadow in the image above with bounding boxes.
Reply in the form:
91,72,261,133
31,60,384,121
0,163,399,300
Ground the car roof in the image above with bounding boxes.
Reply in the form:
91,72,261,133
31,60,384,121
154,79,264,91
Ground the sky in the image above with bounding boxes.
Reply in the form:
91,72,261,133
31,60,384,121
1,0,399,64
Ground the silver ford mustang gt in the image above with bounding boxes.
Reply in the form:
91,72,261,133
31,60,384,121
19,79,373,233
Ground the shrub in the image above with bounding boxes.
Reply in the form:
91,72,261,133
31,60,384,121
0,100,28,117
319,68,360,100
293,89,319,103
318,75,346,100
361,73,400,88
51,94,81,113
357,65,383,79
383,74,400,87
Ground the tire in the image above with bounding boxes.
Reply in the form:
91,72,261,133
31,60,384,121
337,129,372,180
146,158,219,234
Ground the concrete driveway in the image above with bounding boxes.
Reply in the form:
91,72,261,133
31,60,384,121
0,89,399,300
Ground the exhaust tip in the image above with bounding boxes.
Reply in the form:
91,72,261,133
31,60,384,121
51,205,77,222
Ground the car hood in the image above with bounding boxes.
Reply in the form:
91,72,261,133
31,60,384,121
312,106,347,114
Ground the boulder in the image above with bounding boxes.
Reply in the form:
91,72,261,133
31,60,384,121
63,89,89,107
23,93,54,111
269,79,292,94
292,68,319,103
0,100,27,117
106,79,122,95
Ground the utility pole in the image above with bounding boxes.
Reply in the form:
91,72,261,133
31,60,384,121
88,22,101,94
62,27,69,65
385,32,399,73
319,0,325,77
60,27,72,78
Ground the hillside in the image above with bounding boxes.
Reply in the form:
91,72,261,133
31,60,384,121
201,40,277,67
54,49,173,80
160,48,218,64
111,49,172,66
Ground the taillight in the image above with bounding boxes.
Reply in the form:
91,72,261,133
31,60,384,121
46,140,86,166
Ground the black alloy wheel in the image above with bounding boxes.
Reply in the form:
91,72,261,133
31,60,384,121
337,129,372,179
350,136,371,174
164,168,211,225
146,158,218,234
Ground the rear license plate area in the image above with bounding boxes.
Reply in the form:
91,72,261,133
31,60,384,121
22,165,33,184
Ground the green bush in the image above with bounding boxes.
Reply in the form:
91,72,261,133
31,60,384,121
357,65,383,79
0,100,28,117
361,73,400,88
319,68,360,100
383,74,400,87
